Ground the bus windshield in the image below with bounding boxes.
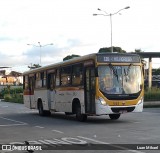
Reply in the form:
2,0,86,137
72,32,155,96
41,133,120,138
98,65,142,95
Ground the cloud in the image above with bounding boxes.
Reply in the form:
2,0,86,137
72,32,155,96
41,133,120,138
25,38,82,56
1,0,160,72
0,36,13,41
0,52,25,67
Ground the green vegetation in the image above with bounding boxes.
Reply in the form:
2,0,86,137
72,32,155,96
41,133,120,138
99,46,126,53
63,54,80,61
144,87,160,101
28,64,41,69
0,87,23,104
153,68,160,75
4,93,23,103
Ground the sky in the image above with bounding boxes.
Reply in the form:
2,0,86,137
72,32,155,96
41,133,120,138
0,0,160,72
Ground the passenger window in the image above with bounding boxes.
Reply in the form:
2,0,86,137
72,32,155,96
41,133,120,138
56,69,60,86
61,66,71,86
24,75,29,90
35,72,42,88
41,71,47,87
72,64,83,85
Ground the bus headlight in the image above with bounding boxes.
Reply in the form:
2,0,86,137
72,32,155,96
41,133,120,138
99,97,107,105
137,98,143,105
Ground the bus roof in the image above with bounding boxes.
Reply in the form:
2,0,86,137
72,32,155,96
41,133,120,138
23,53,97,75
23,53,140,75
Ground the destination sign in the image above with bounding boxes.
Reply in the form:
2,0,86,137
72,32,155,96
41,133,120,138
97,54,140,63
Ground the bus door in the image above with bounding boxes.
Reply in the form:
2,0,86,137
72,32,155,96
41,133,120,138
84,66,96,114
48,73,56,110
28,76,35,108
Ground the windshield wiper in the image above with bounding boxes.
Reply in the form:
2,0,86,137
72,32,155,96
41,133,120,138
127,63,133,75
124,69,128,82
123,63,133,82
109,63,118,81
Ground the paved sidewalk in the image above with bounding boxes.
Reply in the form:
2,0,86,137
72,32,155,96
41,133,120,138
144,101,160,107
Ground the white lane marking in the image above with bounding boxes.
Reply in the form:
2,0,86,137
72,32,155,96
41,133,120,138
1,106,8,108
77,136,145,153
0,124,27,127
77,136,109,144
35,126,45,129
0,117,27,125
52,130,64,134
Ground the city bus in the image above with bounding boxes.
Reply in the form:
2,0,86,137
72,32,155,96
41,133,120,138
23,53,144,121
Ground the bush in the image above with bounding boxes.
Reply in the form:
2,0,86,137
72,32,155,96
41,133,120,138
144,87,160,101
2,87,23,104
0,87,23,98
4,94,12,102
4,94,23,103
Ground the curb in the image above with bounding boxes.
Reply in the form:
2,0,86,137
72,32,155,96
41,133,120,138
144,101,160,107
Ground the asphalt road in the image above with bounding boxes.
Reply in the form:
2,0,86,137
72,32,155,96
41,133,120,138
0,101,160,153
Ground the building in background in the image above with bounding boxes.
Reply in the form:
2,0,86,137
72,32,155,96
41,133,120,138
0,70,22,86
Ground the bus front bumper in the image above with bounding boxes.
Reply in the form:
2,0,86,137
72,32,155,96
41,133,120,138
95,98,143,115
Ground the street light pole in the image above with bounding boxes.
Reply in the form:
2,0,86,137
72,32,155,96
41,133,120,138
27,42,53,65
110,14,113,53
38,42,42,65
93,6,130,53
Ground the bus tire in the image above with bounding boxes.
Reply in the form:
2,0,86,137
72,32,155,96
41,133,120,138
109,114,121,120
76,105,87,122
65,112,73,115
38,101,45,116
45,110,51,116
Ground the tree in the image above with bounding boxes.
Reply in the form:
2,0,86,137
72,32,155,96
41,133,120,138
28,64,41,70
99,46,126,53
63,54,80,61
153,68,160,75
135,49,143,53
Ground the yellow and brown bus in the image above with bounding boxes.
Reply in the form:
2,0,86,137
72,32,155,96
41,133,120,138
23,53,144,121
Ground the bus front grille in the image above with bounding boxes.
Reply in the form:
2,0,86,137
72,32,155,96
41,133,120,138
111,107,135,113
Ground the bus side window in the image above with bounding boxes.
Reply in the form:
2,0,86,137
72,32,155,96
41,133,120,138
35,73,42,88
72,64,83,85
60,66,71,86
41,71,47,87
48,73,55,90
24,75,29,90
56,69,60,86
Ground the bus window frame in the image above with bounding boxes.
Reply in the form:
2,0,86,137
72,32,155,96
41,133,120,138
71,63,83,86
47,72,56,90
57,63,85,87
55,68,60,87
23,75,29,90
41,71,47,88
35,71,47,89
60,66,72,87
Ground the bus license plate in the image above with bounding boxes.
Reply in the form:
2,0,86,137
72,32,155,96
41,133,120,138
119,110,127,114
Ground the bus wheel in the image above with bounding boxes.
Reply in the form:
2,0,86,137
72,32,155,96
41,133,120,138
76,105,87,122
65,112,73,115
109,114,121,120
38,102,45,116
45,111,51,116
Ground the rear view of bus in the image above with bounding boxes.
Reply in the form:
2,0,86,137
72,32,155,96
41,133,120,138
95,53,144,120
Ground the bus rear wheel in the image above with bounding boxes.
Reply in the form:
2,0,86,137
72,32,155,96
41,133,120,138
38,102,51,116
109,114,121,120
76,106,87,122
38,102,45,116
